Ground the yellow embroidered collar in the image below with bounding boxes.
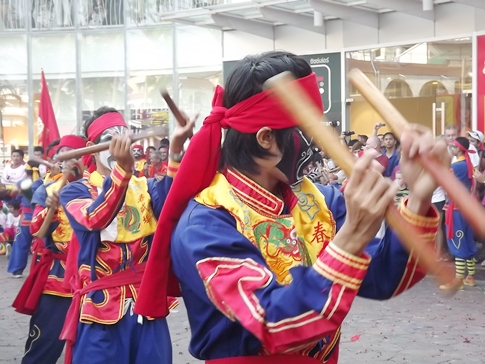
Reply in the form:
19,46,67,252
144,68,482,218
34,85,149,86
223,168,297,216
89,171,105,188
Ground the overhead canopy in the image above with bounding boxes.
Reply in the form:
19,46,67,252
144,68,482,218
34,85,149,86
152,0,481,36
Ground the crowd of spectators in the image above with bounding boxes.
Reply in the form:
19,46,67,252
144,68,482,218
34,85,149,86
303,122,485,268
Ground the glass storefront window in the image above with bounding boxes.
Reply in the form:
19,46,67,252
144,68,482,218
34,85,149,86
2,0,126,30
1,4,226,155
346,39,472,137
0,0,26,29
80,31,125,130
32,34,77,136
78,0,124,28
0,35,28,160
177,26,222,132
31,0,74,29
127,28,173,144
125,0,218,26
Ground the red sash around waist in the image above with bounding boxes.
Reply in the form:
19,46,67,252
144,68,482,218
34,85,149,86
60,262,147,364
12,248,67,315
206,355,323,364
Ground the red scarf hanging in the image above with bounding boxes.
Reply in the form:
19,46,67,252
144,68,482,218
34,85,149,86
135,73,323,318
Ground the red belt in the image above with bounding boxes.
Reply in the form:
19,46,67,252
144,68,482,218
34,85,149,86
12,248,66,315
206,355,322,364
60,262,147,364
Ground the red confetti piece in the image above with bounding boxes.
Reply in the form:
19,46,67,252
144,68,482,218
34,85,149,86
351,334,361,342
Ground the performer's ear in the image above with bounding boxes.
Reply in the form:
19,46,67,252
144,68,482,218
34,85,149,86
255,127,275,151
85,141,99,162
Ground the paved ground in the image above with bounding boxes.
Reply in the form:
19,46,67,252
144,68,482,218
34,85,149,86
1,255,484,363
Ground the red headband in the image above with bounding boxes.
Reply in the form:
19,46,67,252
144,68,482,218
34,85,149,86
132,144,143,150
135,72,323,318
453,140,475,180
87,112,127,142
47,145,58,159
453,140,475,154
57,135,86,152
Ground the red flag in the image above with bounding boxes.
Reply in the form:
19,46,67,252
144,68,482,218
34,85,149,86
38,70,60,147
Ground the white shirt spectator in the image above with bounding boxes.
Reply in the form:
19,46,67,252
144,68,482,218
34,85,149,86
0,211,6,229
1,164,26,186
5,213,20,229
469,144,479,168
431,186,446,203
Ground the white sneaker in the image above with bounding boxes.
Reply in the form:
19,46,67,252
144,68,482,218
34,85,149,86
5,243,11,259
12,273,22,278
481,260,485,267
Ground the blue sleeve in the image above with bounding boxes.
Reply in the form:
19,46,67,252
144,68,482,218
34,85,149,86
316,184,411,300
59,172,128,231
31,178,44,195
172,201,369,355
31,184,59,240
32,184,47,209
315,184,346,231
147,176,173,219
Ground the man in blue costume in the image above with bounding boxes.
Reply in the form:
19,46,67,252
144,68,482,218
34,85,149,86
137,51,449,364
58,106,194,364
13,135,87,364
442,136,478,289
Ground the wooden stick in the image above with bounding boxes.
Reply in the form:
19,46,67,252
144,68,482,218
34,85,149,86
28,156,54,169
349,68,485,238
36,172,69,239
55,125,168,162
160,89,187,127
264,71,456,289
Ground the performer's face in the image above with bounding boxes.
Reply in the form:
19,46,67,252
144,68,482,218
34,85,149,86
58,146,74,171
276,128,314,186
98,126,129,171
132,148,143,159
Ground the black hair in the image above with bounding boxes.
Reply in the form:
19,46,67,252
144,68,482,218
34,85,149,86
348,139,359,147
455,136,470,151
351,141,364,153
12,149,24,158
220,51,313,174
383,132,396,140
159,138,170,148
34,146,44,154
383,132,400,148
311,148,323,164
147,146,156,152
82,107,120,144
46,139,61,157
7,200,20,210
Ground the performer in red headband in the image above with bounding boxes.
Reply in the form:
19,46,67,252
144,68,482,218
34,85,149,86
442,137,478,290
58,106,194,364
12,134,86,364
136,51,448,364
132,144,146,177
